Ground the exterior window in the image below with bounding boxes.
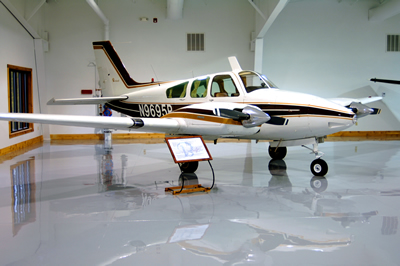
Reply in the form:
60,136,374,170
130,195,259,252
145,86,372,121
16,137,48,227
166,82,188,98
8,65,33,138
211,75,240,97
11,158,36,236
239,71,277,93
190,77,209,98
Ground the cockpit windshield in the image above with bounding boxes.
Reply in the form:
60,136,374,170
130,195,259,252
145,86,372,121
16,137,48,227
238,71,278,93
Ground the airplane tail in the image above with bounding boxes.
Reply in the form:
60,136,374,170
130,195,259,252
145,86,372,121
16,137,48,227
93,41,152,97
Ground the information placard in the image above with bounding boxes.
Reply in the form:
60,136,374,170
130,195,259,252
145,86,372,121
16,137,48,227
165,136,212,163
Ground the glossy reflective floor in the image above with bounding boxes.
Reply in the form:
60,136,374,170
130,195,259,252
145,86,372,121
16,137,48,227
1,140,400,265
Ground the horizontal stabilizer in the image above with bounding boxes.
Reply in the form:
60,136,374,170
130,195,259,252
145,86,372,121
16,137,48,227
47,96,128,105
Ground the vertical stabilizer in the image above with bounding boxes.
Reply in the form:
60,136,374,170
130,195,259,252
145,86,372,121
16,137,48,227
93,41,151,96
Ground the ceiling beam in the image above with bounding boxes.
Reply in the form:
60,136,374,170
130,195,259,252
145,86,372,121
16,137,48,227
369,0,400,22
256,0,289,38
0,0,41,39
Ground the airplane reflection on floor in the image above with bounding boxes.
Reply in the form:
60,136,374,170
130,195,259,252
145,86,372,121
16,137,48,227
2,141,400,265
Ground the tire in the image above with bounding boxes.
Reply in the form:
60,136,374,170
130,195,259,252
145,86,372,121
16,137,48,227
310,176,328,193
179,161,199,173
310,159,328,176
268,146,287,160
178,173,199,186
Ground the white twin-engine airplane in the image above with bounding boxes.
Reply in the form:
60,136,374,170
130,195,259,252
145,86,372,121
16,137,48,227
0,41,382,176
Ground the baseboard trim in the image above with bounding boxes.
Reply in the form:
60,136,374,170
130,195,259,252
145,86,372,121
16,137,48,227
327,131,400,140
0,135,43,158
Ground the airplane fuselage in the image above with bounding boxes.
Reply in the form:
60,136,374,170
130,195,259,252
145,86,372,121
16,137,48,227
104,70,355,141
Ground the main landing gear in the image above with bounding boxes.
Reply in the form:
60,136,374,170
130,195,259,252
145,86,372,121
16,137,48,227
179,161,199,173
269,139,328,177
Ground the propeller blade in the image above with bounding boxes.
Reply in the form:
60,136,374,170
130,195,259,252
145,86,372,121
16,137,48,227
219,109,249,120
371,108,381,115
266,116,289,126
219,106,288,127
370,78,400,85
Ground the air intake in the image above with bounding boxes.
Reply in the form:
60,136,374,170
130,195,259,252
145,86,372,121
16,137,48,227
387,35,400,52
187,33,204,51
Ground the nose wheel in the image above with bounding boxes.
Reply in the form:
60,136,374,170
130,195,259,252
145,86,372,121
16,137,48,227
310,158,328,176
302,139,328,177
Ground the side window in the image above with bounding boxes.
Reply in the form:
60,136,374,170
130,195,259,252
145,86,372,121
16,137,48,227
211,75,240,97
190,77,209,98
8,65,33,138
166,82,188,98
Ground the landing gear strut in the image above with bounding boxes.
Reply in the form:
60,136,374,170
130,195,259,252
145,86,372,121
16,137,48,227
303,141,328,177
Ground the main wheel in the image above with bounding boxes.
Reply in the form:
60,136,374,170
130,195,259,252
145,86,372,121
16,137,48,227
179,161,199,173
268,146,287,160
178,173,199,186
310,158,328,176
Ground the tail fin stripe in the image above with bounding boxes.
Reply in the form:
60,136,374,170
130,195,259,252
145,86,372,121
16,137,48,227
93,41,151,87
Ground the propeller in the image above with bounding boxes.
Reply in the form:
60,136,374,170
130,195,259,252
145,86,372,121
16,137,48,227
348,102,381,118
219,106,288,128
370,78,400,85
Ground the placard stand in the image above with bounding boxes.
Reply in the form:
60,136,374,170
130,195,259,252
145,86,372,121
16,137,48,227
164,136,215,195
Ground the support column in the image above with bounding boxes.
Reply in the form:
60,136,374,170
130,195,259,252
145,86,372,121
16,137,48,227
254,38,264,73
103,129,112,150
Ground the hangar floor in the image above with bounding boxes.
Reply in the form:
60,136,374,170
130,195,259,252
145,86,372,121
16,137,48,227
1,139,400,265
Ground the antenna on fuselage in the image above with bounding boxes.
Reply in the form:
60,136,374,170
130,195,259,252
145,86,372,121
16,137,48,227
150,65,160,86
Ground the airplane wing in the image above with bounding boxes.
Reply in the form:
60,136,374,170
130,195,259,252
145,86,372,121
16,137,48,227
0,103,281,137
328,96,382,118
328,96,383,106
47,96,128,105
0,113,181,133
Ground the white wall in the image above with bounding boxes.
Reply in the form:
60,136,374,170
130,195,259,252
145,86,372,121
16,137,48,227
3,0,400,141
43,0,255,134
263,0,400,131
0,4,43,150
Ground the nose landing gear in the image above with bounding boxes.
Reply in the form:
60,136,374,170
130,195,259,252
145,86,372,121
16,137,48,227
303,142,328,177
310,158,328,176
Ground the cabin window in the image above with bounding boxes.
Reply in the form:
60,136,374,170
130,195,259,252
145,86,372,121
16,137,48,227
239,71,277,93
166,82,188,98
190,77,209,98
8,65,33,138
211,75,240,97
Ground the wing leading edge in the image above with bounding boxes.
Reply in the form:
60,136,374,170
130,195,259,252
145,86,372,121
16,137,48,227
0,113,181,133
47,96,128,105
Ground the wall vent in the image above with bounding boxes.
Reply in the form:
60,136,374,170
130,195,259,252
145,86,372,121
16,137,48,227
387,35,400,52
187,33,204,51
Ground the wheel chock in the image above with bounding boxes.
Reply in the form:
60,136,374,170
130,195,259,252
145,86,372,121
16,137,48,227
165,184,211,195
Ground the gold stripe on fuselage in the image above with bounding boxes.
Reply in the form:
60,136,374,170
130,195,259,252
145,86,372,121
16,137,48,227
162,112,243,126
